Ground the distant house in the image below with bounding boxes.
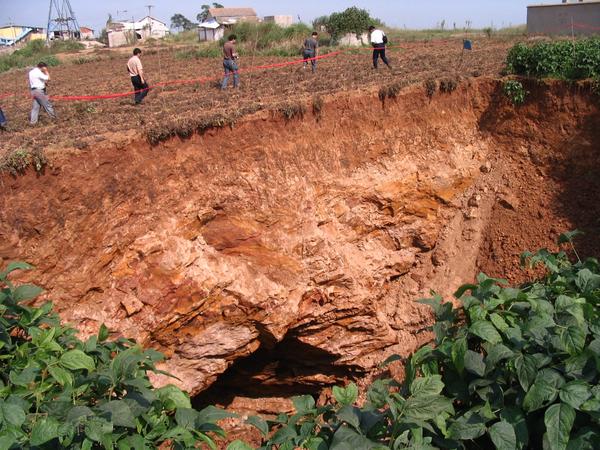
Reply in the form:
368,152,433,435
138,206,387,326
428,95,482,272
527,0,600,36
263,15,294,27
207,7,258,23
198,7,258,41
80,26,94,40
0,25,45,46
107,16,169,47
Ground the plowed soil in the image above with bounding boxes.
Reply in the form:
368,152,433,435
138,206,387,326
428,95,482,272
0,38,513,155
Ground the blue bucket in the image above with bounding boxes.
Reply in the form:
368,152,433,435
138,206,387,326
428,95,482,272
463,40,473,50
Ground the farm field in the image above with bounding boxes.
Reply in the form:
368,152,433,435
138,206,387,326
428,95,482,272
0,37,514,156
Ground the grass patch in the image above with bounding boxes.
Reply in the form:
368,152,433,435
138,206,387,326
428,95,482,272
0,39,84,73
278,102,306,121
425,79,437,98
0,147,47,175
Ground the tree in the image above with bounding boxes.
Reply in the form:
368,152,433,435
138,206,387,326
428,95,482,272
318,7,382,41
197,3,224,23
170,13,195,31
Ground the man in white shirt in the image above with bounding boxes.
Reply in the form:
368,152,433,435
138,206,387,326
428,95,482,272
369,25,392,70
28,62,56,125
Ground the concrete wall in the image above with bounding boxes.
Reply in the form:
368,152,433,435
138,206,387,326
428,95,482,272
527,1,600,35
338,32,369,47
263,16,294,27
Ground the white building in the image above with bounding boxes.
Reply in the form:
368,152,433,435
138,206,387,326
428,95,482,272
108,16,169,47
198,7,258,41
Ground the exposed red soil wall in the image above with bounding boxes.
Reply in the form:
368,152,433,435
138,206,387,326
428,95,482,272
0,78,598,414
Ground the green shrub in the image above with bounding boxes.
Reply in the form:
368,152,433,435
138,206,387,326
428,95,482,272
250,232,600,449
0,262,233,449
0,39,75,73
503,80,528,105
506,38,600,80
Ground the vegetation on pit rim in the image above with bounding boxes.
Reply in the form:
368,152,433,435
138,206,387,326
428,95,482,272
506,37,600,80
503,80,528,106
0,148,47,176
2,232,598,449
0,40,84,73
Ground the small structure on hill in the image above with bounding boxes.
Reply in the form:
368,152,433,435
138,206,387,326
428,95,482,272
0,25,45,46
79,26,94,40
263,15,294,27
198,7,258,41
107,16,169,47
527,0,600,35
338,32,369,46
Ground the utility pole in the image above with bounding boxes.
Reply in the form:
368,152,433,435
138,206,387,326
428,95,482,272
46,0,81,42
145,5,154,37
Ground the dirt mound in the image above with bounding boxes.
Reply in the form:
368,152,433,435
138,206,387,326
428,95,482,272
1,77,598,417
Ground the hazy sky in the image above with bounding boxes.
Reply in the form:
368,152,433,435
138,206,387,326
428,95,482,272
1,0,534,33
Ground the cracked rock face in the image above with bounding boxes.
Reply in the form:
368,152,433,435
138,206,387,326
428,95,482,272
1,82,497,398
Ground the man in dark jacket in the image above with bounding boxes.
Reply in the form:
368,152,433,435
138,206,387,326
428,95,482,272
303,31,319,73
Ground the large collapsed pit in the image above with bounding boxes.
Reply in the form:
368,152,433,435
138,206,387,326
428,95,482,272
1,77,599,414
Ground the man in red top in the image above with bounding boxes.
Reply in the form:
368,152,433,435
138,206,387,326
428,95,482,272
221,34,239,90
127,48,149,104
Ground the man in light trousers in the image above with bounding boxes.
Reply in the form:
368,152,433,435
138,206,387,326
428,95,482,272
28,62,56,125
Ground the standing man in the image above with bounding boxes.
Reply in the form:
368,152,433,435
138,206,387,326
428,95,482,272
127,48,149,104
221,34,240,90
29,62,57,125
303,31,319,73
369,25,392,70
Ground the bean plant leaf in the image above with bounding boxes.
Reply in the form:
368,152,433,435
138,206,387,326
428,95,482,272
333,383,359,406
514,354,537,392
489,420,517,450
464,350,486,377
292,395,316,415
559,381,592,410
99,400,137,428
60,349,96,372
156,385,191,411
246,415,269,436
523,380,556,412
227,441,254,450
544,403,575,450
48,365,74,387
558,230,583,244
30,417,60,446
448,413,486,440
470,321,503,344
13,284,43,302
451,337,467,375
560,326,587,356
410,375,444,397
0,402,26,427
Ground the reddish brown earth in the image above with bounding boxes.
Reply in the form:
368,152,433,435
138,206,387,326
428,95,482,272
1,75,599,444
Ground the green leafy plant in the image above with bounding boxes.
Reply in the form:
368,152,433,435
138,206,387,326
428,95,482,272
503,80,528,105
0,262,233,449
506,38,600,80
248,232,600,449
